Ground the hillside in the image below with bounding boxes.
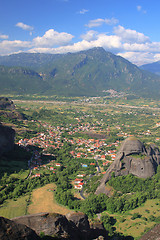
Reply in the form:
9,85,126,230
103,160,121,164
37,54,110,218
0,66,50,95
140,61,160,76
1,48,160,97
0,52,61,70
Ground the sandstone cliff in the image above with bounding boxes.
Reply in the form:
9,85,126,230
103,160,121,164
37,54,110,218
96,137,160,195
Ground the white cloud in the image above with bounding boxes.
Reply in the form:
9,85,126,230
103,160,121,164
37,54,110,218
33,29,74,47
117,52,157,66
30,34,122,55
78,9,89,14
137,5,147,14
137,5,142,11
0,34,9,40
0,40,31,55
2,25,160,65
94,34,122,50
16,22,34,31
80,30,98,41
86,17,119,28
113,25,150,44
153,53,160,62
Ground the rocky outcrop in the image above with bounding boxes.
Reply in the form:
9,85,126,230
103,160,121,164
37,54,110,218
96,137,160,195
12,212,108,239
119,137,145,155
0,216,40,240
0,97,15,110
0,124,15,156
13,212,83,239
0,97,25,120
139,223,160,240
66,212,90,239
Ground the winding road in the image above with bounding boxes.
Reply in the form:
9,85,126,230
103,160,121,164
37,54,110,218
80,156,101,199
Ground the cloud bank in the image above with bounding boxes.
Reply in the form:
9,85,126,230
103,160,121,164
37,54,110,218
0,34,9,40
1,18,160,65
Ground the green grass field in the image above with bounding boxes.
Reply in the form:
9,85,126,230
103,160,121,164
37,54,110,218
10,169,30,179
0,195,30,219
113,199,160,239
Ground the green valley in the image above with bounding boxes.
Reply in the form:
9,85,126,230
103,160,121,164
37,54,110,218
0,96,160,239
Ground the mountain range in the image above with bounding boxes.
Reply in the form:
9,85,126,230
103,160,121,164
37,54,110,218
1,47,160,98
140,61,160,76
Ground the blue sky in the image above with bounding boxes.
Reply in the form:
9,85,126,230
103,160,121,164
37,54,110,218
0,0,160,65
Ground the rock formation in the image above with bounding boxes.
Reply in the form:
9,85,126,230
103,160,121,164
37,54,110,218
12,212,107,239
0,97,15,110
0,216,40,240
0,97,25,120
13,212,80,239
0,124,15,156
139,223,160,240
96,137,160,195
66,212,90,239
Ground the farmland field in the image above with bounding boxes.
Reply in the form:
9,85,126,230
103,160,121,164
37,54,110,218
0,195,29,219
28,183,74,215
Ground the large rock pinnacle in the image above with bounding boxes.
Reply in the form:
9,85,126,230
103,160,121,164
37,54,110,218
95,137,160,195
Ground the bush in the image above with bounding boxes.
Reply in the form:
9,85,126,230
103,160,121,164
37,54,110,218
101,214,116,237
131,213,141,220
119,217,126,223
148,215,156,222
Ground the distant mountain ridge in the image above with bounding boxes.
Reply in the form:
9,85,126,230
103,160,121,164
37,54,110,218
0,65,49,95
1,47,160,97
140,61,160,76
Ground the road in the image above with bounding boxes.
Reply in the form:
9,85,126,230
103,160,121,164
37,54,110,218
26,154,34,179
80,157,101,199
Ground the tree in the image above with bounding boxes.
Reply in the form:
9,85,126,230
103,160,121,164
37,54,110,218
101,214,116,237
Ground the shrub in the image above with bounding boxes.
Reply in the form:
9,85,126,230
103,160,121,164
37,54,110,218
131,213,141,220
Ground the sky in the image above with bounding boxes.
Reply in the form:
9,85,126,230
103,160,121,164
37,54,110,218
1,0,160,65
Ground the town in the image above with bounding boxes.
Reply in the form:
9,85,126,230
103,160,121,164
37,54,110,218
0,97,160,239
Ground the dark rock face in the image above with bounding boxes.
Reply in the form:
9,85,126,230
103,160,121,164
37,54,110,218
89,221,107,240
12,212,81,240
0,216,40,240
12,212,108,239
119,137,145,155
96,137,160,195
0,97,15,110
0,109,25,120
0,124,15,156
0,97,25,120
66,212,90,239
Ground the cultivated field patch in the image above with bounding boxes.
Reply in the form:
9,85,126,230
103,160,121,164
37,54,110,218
28,183,74,215
0,195,29,219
